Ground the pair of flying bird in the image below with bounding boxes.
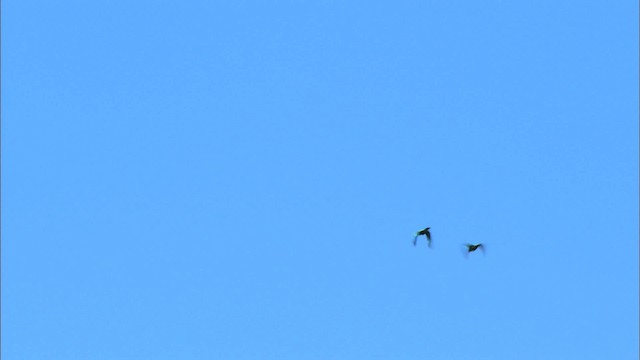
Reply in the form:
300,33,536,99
413,227,484,255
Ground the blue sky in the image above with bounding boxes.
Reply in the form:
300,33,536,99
3,1,638,359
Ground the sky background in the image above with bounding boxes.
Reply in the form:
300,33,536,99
3,1,638,359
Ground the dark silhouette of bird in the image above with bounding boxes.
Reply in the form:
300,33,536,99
413,227,431,247
463,243,485,257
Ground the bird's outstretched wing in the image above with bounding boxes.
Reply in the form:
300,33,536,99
413,235,418,246
425,230,431,242
478,243,485,255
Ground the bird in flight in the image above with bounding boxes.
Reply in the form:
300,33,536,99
464,243,485,257
413,227,431,247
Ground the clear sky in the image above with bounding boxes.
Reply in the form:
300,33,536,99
3,1,638,359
